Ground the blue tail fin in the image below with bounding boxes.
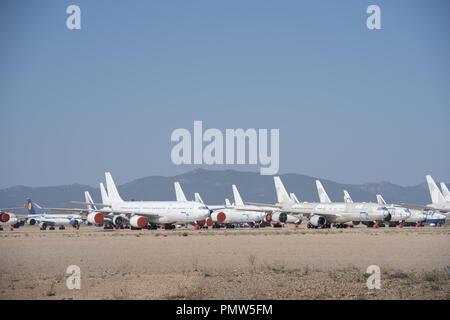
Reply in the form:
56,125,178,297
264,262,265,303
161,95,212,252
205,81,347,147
25,198,37,215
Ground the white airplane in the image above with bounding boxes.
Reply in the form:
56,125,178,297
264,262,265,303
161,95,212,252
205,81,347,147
174,182,267,227
343,190,353,204
88,172,211,230
268,177,390,228
21,199,84,230
375,194,426,227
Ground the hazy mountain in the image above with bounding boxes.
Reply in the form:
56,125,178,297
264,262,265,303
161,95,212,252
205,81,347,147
0,169,436,211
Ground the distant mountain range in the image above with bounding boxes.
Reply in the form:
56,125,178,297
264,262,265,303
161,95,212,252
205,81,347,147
0,169,436,211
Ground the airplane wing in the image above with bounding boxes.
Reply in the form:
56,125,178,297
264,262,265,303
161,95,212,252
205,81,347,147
397,203,448,213
246,202,283,208
71,201,110,208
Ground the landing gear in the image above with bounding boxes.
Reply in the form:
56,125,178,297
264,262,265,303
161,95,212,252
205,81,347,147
40,223,48,230
163,224,175,230
49,226,55,230
59,226,65,230
0,227,3,231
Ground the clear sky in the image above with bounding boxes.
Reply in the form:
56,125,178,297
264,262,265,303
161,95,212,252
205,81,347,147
1,0,449,188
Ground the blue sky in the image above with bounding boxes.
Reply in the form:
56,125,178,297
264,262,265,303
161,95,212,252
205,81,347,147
1,0,449,188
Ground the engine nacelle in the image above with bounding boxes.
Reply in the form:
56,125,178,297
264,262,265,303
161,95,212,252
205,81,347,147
69,218,80,228
310,215,327,227
211,211,227,223
204,217,213,226
113,215,126,227
352,221,360,226
0,212,11,223
271,212,288,223
130,215,148,229
27,218,37,225
87,212,104,225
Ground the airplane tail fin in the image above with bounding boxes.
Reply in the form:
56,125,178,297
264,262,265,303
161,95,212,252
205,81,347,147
440,182,450,201
225,198,232,207
274,177,292,204
194,193,204,204
343,190,353,204
232,185,244,206
100,182,111,206
24,198,37,215
376,194,386,205
174,182,188,202
84,191,97,212
290,193,300,204
316,180,332,203
426,175,445,204
105,172,124,203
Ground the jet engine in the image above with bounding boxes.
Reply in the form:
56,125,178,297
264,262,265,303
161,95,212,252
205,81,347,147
211,211,227,223
27,218,37,225
309,215,327,227
0,212,10,223
271,212,288,223
113,215,126,227
69,218,80,228
129,215,148,229
87,212,104,225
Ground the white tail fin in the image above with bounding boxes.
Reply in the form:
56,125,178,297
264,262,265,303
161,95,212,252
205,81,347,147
105,172,124,203
274,177,292,204
290,193,300,204
100,182,111,206
440,182,450,202
232,185,244,206
343,190,353,204
426,175,446,204
84,191,97,212
194,193,204,204
225,198,232,207
376,194,386,205
316,180,332,203
174,182,187,202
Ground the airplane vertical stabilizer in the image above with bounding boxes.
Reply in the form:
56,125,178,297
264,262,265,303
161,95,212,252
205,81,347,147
290,193,300,204
316,180,332,203
84,191,97,212
174,182,188,202
232,185,244,206
426,175,445,204
274,177,292,204
343,190,353,204
100,182,111,206
105,172,124,203
376,194,386,205
440,182,450,202
194,193,204,204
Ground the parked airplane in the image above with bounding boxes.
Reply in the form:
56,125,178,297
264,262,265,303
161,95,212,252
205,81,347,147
174,182,267,227
375,194,426,227
89,173,211,230
268,177,390,228
22,199,84,230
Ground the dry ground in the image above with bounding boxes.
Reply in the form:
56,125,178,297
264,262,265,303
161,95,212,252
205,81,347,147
0,225,449,299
